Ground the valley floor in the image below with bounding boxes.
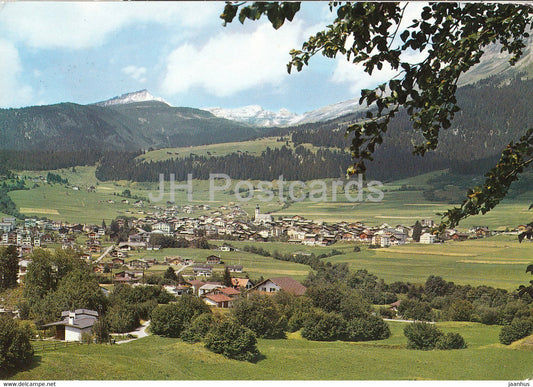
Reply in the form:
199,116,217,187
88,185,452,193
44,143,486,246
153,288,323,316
10,321,533,380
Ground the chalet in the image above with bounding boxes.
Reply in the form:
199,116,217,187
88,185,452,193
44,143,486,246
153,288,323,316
187,280,205,295
192,264,213,277
206,255,221,265
164,284,191,297
225,265,243,273
251,277,307,296
199,283,223,296
231,278,253,290
111,257,125,266
165,257,183,265
128,259,149,270
202,293,234,308
42,309,99,342
207,286,241,299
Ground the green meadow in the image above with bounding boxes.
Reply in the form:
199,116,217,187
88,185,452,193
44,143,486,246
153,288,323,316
136,136,319,163
10,321,533,380
10,166,532,229
111,235,533,291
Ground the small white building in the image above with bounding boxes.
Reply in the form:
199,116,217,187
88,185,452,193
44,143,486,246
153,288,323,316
420,232,436,244
43,309,99,342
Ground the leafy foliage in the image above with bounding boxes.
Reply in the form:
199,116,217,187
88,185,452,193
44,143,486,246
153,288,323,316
435,332,467,350
404,322,444,350
499,318,533,345
181,313,215,344
231,293,287,339
301,310,347,341
204,319,260,362
397,299,433,321
150,295,210,338
220,1,533,239
0,245,19,290
345,315,391,342
0,316,34,375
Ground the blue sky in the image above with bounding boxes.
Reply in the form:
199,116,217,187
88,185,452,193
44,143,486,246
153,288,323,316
0,2,421,113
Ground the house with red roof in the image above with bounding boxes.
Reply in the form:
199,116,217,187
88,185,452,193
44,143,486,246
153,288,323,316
251,277,307,296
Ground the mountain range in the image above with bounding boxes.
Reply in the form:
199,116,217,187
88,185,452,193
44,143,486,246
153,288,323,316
0,39,532,162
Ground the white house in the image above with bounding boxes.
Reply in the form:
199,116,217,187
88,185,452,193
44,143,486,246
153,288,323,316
420,232,436,244
43,309,99,342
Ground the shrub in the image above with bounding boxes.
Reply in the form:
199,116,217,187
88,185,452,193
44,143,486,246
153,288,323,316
106,302,140,333
0,316,34,375
287,311,308,332
181,314,215,343
150,296,210,338
499,318,533,345
231,293,286,339
301,311,346,341
397,299,433,321
345,315,391,342
476,306,500,325
435,332,467,349
404,322,443,350
92,318,110,344
378,307,395,319
204,319,260,362
446,300,474,321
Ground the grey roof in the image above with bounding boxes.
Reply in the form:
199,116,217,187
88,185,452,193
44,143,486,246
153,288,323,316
43,309,99,329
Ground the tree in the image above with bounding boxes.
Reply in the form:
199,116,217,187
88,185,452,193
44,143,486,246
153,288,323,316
301,310,347,341
92,317,110,344
424,275,451,299
345,315,391,342
220,2,533,229
164,267,178,283
0,316,34,375
412,221,422,243
499,318,533,345
231,293,287,339
150,295,210,338
204,319,260,362
0,245,19,290
404,322,443,350
222,266,232,288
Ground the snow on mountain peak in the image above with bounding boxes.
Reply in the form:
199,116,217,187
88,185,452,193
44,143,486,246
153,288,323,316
96,90,171,107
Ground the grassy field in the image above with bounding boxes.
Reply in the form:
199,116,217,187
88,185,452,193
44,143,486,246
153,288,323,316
10,321,533,380
10,166,532,229
122,246,313,282
108,235,533,290
135,136,319,163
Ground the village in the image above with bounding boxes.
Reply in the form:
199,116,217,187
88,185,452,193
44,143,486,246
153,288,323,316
1,198,528,347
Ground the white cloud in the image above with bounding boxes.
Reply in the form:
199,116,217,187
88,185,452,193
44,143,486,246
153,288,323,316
0,2,221,50
0,39,32,107
330,2,429,95
161,21,305,97
122,65,147,83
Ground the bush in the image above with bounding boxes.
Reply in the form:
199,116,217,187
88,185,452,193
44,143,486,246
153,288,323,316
397,299,433,321
181,314,215,343
499,318,533,345
231,293,286,339
150,296,210,338
378,307,395,319
106,302,140,334
435,332,467,349
301,311,346,341
204,319,260,362
92,318,110,344
446,300,474,321
0,316,34,375
404,322,443,350
345,315,391,342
